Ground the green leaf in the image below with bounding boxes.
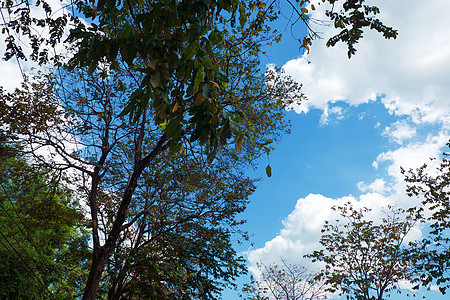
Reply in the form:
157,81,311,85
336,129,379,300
150,71,161,88
208,28,222,45
239,3,247,28
118,89,143,117
119,101,135,118
215,72,229,84
265,165,272,177
185,43,198,60
193,66,204,93
141,73,151,87
202,57,214,69
121,24,134,38
165,118,180,139
120,44,137,65
107,42,119,62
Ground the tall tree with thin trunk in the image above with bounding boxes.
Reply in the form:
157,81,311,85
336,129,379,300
1,26,303,297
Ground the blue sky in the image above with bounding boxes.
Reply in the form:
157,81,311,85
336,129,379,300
1,0,449,299
224,0,450,299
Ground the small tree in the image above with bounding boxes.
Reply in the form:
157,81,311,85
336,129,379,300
306,203,420,300
403,142,450,293
242,258,326,300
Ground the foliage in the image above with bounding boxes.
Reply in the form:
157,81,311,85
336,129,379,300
306,203,421,300
101,145,258,299
0,42,298,297
403,142,450,294
0,0,397,152
320,0,398,58
241,258,326,300
0,0,399,298
0,137,90,299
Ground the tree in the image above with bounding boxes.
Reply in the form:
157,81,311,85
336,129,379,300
1,36,301,297
0,0,399,298
403,142,450,294
0,136,90,299
100,144,258,299
306,203,421,300
242,259,327,300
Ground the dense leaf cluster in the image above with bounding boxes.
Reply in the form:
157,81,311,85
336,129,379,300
323,0,397,58
0,0,398,155
0,137,90,299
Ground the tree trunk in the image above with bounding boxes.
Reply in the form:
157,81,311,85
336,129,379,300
82,247,109,300
82,134,168,299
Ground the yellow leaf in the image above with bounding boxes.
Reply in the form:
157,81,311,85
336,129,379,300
235,134,244,153
172,101,179,112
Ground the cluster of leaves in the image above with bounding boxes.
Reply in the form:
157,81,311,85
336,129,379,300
0,52,297,298
0,136,90,299
306,203,420,300
100,141,257,299
0,0,398,153
322,0,398,58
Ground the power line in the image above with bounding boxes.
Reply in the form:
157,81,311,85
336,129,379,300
0,7,26,82
0,171,76,297
0,225,54,298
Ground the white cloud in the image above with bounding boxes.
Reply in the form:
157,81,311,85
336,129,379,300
250,0,450,273
374,133,447,183
357,178,391,194
382,120,417,144
246,194,355,272
246,192,400,272
284,0,450,124
247,135,447,276
320,105,345,126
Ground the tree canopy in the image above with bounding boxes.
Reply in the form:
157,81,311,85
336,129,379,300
0,0,398,154
0,0,400,299
306,203,421,300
